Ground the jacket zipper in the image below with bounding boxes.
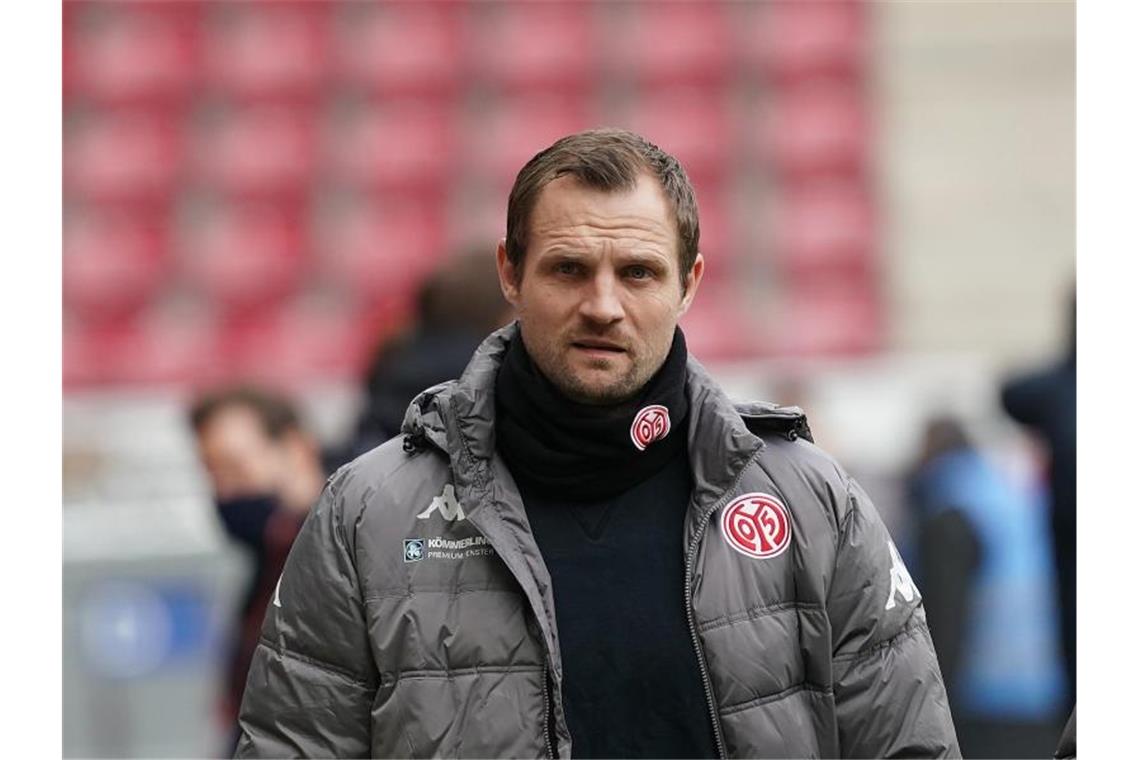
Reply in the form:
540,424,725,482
685,501,730,759
542,665,557,758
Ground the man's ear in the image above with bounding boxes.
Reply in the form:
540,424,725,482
679,253,705,316
496,239,522,307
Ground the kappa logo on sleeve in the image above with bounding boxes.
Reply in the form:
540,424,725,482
417,484,465,522
884,540,919,610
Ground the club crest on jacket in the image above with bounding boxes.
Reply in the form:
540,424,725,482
721,492,792,559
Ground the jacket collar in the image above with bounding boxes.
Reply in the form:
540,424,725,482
402,322,786,515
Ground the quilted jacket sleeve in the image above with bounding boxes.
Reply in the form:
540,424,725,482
827,476,961,759
234,473,378,758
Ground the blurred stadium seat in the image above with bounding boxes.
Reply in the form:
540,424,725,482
467,92,596,184
622,86,734,183
681,283,771,360
217,302,374,388
64,203,169,326
332,2,465,96
613,1,732,86
310,190,445,307
323,97,456,191
760,80,869,179
776,276,882,356
777,179,876,277
475,2,598,92
201,1,330,97
64,1,201,102
65,105,185,201
190,99,318,195
177,197,307,316
748,1,866,83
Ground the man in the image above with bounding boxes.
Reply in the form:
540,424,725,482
325,249,512,470
906,416,1064,758
1000,289,1076,714
236,129,959,758
189,385,326,754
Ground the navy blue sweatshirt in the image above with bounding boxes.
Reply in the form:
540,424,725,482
518,447,719,759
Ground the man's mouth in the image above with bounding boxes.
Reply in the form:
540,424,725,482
570,340,626,354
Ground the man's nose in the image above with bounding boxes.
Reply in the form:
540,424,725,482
578,271,624,324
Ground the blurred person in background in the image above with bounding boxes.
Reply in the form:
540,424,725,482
325,250,512,470
189,386,325,756
1000,289,1077,714
234,129,958,758
906,415,1065,759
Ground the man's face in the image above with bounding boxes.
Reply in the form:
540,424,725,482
498,172,704,404
195,405,288,501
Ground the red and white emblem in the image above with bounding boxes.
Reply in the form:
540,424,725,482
721,493,792,559
630,404,671,451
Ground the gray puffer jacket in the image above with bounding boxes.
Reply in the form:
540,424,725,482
235,325,960,759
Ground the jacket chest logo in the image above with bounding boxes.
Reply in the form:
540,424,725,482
721,492,792,559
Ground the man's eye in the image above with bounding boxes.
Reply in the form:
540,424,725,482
626,266,652,280
555,262,581,275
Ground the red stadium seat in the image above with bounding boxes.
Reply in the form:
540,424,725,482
65,105,184,201
748,1,866,83
777,179,875,277
202,2,330,96
179,197,307,315
475,2,597,92
218,304,373,387
613,2,732,86
64,203,168,325
759,80,868,179
622,86,734,182
311,191,445,307
63,321,108,388
98,312,222,388
468,93,595,184
689,183,732,275
333,2,465,95
323,98,456,191
774,277,881,356
680,284,770,361
64,1,200,102
190,99,318,194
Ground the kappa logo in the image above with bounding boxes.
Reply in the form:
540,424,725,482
884,540,919,610
417,484,465,522
721,492,792,559
630,405,671,451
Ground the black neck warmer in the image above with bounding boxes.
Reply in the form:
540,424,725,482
495,329,690,502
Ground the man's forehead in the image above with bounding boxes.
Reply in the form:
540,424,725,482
200,405,273,445
529,172,677,239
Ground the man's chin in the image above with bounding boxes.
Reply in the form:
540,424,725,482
556,371,638,406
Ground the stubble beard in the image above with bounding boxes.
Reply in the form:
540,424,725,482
550,355,645,405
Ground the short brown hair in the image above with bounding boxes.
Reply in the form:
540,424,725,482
189,385,303,441
505,128,700,279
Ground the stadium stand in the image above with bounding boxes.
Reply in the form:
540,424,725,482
63,0,877,387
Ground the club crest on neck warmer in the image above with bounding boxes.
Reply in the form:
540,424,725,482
631,405,671,451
